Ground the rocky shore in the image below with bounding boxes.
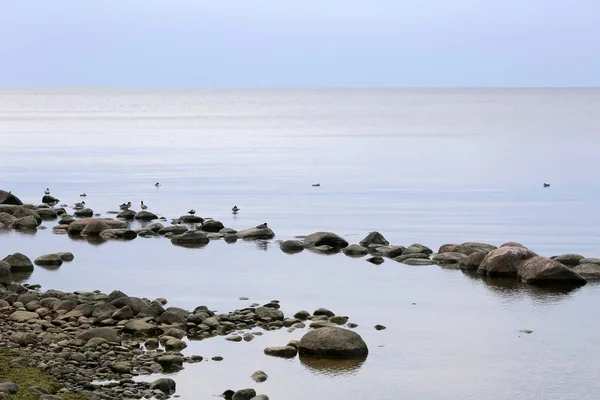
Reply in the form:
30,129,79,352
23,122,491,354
0,273,369,400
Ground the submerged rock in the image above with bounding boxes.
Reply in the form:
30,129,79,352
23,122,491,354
403,243,433,256
550,254,584,267
432,252,467,265
375,245,406,258
452,242,497,256
236,227,275,240
572,263,600,279
343,244,369,257
359,232,389,248
171,231,210,246
280,240,304,253
459,251,487,271
34,254,63,266
264,346,297,358
99,229,137,240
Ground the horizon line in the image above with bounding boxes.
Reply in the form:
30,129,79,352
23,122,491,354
0,85,599,90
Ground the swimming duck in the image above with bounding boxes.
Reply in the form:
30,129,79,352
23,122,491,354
312,183,321,187
543,183,551,187
140,201,148,211
256,222,268,229
44,188,50,195
80,193,87,197
155,182,161,187
188,209,196,215
232,206,240,213
74,201,85,209
119,201,132,210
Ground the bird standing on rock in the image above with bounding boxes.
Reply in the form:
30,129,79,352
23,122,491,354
140,201,148,211
119,201,132,210
44,188,50,195
256,222,268,229
188,209,196,215
74,201,85,209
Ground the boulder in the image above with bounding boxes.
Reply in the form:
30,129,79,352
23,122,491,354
394,253,430,263
402,243,433,255
123,319,160,336
438,244,458,254
359,232,389,248
42,195,59,204
67,218,125,235
179,214,204,223
299,327,368,358
0,382,18,395
0,260,12,284
255,306,284,321
100,229,137,240
135,211,158,221
117,210,136,220
518,256,587,286
263,346,297,358
452,242,497,256
171,231,210,246
550,254,584,267
73,208,94,218
304,232,348,249
150,378,176,395
81,220,111,236
56,252,74,261
9,310,39,322
432,252,467,265
0,190,22,205
58,215,75,225
11,206,41,224
158,226,188,235
76,328,121,343
375,245,406,258
366,256,385,264
572,264,600,279
110,296,149,315
2,253,34,272
237,227,275,240
500,242,528,249
0,212,17,226
251,370,268,383
10,216,39,230
200,220,224,232
580,258,600,265
478,246,538,277
233,389,257,400
34,254,63,266
280,240,305,253
146,222,165,232
35,208,58,219
343,244,369,257
459,251,487,271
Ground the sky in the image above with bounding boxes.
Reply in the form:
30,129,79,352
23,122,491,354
0,0,599,87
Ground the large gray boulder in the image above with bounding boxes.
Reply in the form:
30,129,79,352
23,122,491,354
0,190,23,205
117,210,136,220
135,211,158,221
100,229,137,240
73,208,94,218
200,220,224,232
299,327,368,358
459,251,487,271
171,231,210,246
359,232,389,248
478,246,537,276
67,218,125,234
35,208,58,219
76,327,121,343
304,232,348,249
0,212,17,227
518,256,586,286
280,240,305,253
403,243,433,255
110,296,149,315
550,254,584,267
34,254,63,267
432,252,467,265
2,253,34,272
376,245,406,258
10,216,40,230
81,220,111,236
343,244,369,257
236,227,275,240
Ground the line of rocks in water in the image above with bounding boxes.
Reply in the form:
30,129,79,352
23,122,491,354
0,274,370,399
2,203,599,287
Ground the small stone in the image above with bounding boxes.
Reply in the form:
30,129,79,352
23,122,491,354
232,388,257,400
263,346,297,358
211,356,224,361
251,370,268,383
519,329,534,334
374,324,387,331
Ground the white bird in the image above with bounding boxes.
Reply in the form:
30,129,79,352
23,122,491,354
155,182,161,187
74,201,85,209
141,201,148,211
188,209,196,215
44,188,50,195
232,206,240,213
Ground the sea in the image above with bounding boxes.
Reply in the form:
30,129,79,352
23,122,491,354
1,88,599,399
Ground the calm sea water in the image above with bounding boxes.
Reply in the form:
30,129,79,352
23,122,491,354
1,88,600,399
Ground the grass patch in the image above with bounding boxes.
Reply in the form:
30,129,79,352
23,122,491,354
0,351,87,400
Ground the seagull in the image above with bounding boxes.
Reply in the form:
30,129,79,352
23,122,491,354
119,201,132,210
140,201,148,211
232,206,240,213
80,193,87,197
74,201,85,209
155,182,161,187
543,183,551,188
312,183,321,187
188,209,196,215
44,188,50,195
256,222,268,229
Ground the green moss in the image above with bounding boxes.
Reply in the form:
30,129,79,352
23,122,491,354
0,351,87,400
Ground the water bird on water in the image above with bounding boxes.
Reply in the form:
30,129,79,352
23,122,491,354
543,183,551,187
256,222,268,229
44,188,50,195
232,206,240,213
80,193,87,197
155,182,161,187
188,209,196,215
74,201,85,209
119,201,132,210
312,183,321,187
140,201,148,211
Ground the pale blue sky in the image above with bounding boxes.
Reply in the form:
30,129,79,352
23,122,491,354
0,0,598,86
